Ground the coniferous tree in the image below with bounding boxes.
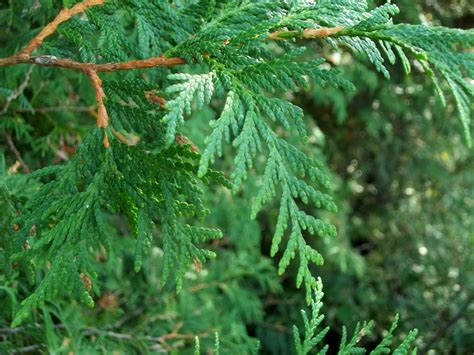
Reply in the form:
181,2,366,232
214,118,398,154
0,0,472,353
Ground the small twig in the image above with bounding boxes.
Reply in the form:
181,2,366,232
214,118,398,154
145,92,166,107
1,65,34,115
420,293,474,354
85,69,109,147
110,127,140,146
18,0,104,58
11,344,43,354
0,326,26,335
267,26,344,41
4,133,31,173
85,70,108,129
112,306,145,329
175,134,200,153
1,322,206,347
303,26,345,38
13,106,95,114
1,66,34,171
7,160,22,174
46,135,75,162
187,281,225,293
0,323,66,335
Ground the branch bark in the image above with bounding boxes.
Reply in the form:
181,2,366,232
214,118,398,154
0,55,187,71
19,0,105,58
267,26,344,40
85,69,109,146
0,0,344,147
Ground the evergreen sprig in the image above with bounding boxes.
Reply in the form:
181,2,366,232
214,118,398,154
0,0,472,326
292,280,419,355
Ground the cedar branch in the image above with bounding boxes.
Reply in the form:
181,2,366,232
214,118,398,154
0,0,344,148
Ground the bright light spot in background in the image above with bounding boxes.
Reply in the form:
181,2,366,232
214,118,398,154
449,268,459,279
418,246,428,256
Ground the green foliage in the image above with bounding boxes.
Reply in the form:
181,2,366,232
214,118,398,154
164,72,215,144
292,280,418,355
340,23,473,145
0,0,472,353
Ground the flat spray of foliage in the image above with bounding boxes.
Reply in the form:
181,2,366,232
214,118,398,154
0,0,472,351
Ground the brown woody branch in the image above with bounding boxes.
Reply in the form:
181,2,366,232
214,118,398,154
267,26,344,41
0,0,105,67
85,69,110,146
0,0,344,147
20,0,105,58
0,55,187,71
4,133,32,173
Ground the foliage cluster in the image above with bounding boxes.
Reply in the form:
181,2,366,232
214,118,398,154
0,0,472,353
